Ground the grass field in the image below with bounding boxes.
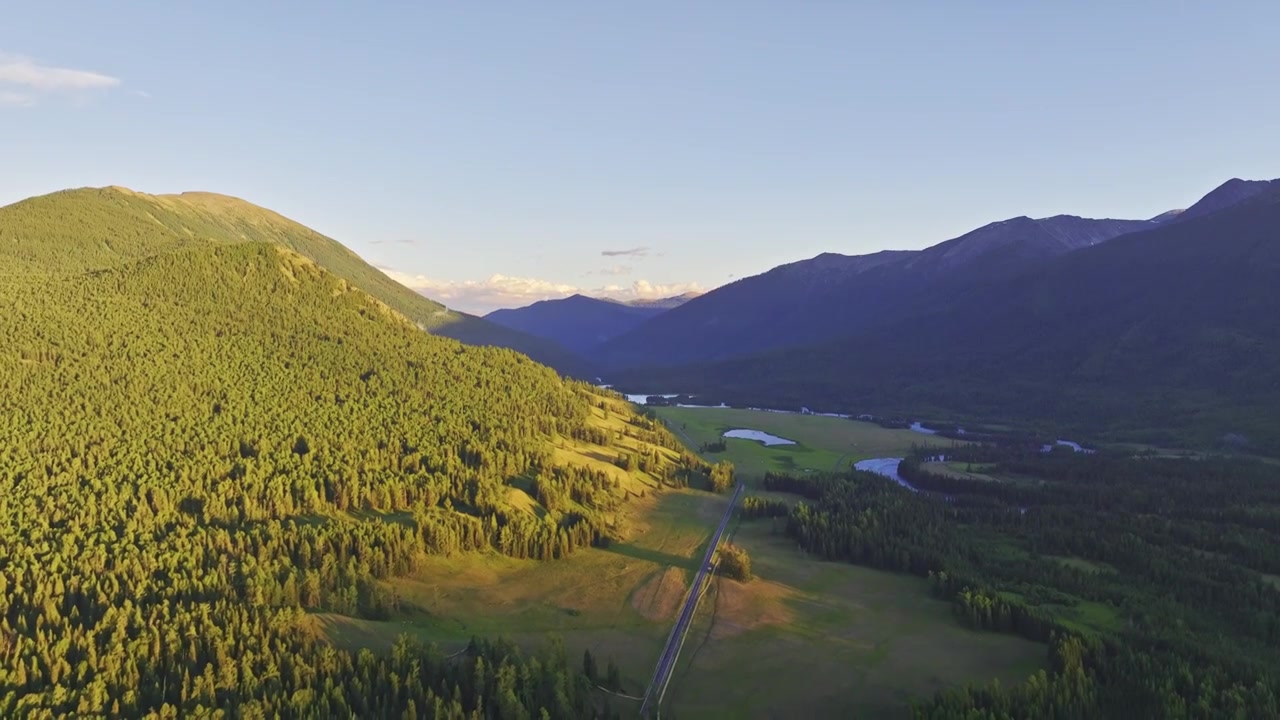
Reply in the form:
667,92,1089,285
314,404,1044,717
661,517,1045,718
317,489,731,694
317,486,1045,717
652,407,955,478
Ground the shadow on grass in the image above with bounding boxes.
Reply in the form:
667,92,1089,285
602,542,696,571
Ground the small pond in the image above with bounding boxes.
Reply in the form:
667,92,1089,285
722,429,796,447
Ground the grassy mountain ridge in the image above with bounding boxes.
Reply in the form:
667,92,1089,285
0,186,589,375
614,187,1280,452
0,223,705,715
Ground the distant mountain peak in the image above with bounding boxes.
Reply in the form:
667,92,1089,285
485,292,694,353
920,214,1149,270
1177,178,1280,222
1148,209,1185,223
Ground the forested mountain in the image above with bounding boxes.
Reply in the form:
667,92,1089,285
0,186,588,376
593,178,1274,372
615,183,1280,453
0,190,714,716
486,294,669,354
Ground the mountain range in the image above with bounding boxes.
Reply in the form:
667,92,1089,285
589,180,1278,371
592,213,1160,370
458,176,1279,450
8,179,1277,452
607,178,1280,451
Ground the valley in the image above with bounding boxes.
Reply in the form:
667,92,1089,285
311,404,1043,718
2,181,1278,719
9,10,1280,718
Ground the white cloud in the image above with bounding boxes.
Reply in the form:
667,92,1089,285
0,91,34,107
380,267,705,315
0,52,121,107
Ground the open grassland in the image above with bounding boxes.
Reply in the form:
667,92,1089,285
652,407,955,478
319,482,1045,717
322,489,730,696
666,519,1046,719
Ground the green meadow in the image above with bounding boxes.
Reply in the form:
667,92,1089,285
316,398,1045,718
651,406,955,478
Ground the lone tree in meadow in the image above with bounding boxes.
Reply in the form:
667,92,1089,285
718,543,752,582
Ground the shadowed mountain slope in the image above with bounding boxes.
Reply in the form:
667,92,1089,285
615,185,1280,452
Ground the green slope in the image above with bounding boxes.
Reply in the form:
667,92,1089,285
0,232,698,716
0,186,589,375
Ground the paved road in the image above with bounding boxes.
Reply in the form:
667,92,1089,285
639,482,745,718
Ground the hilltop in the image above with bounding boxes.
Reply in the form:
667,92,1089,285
0,186,588,375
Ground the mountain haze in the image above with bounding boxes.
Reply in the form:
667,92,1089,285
625,291,701,309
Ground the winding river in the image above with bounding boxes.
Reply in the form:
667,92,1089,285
853,458,920,492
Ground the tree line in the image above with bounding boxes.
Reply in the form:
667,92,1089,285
755,446,1280,717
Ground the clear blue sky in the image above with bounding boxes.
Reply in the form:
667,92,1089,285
3,2,1278,313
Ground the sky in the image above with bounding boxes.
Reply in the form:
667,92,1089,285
3,2,1278,314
